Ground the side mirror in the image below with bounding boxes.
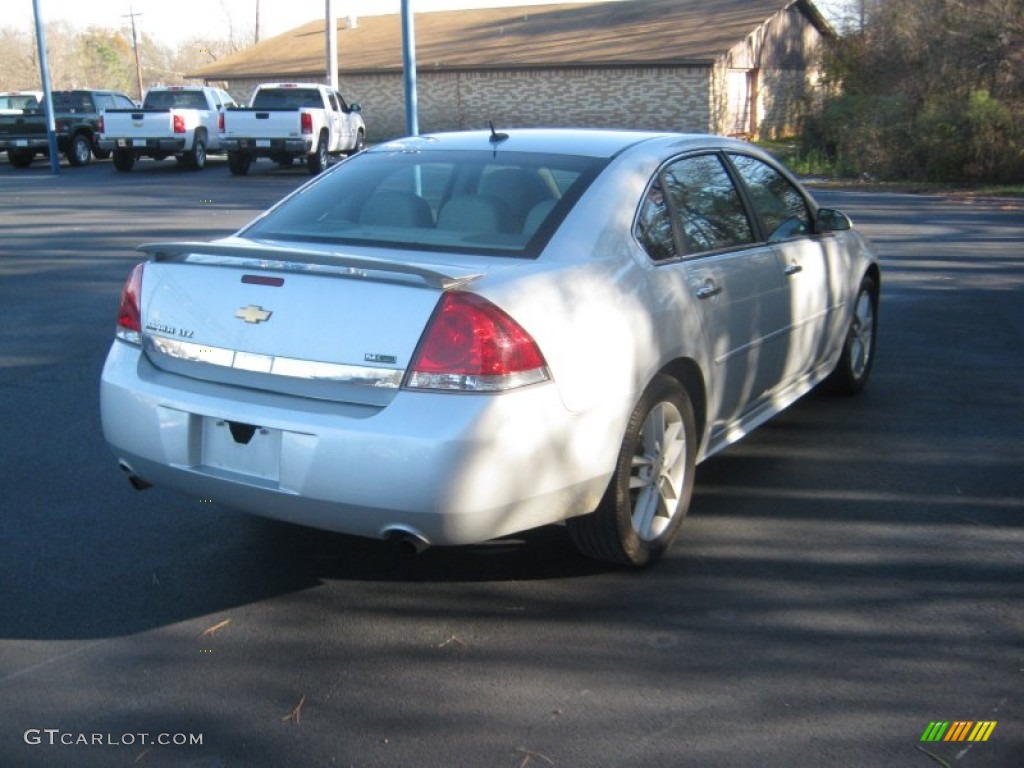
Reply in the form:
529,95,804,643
349,102,361,113
817,208,852,233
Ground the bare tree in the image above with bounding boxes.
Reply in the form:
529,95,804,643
803,0,1024,182
0,21,255,93
0,27,38,89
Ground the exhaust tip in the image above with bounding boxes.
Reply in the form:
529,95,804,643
383,527,430,555
119,460,152,491
128,475,152,491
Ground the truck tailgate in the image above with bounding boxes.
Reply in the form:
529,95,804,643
102,109,172,138
0,114,46,139
223,109,302,139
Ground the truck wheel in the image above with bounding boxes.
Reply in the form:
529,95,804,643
186,134,206,170
308,134,328,175
7,150,34,168
227,151,251,176
349,129,366,155
112,148,135,172
67,133,92,167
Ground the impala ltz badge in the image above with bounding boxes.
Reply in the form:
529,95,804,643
235,305,272,324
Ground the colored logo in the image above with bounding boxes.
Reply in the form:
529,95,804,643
920,721,997,742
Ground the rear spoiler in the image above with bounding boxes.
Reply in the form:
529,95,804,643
138,241,484,290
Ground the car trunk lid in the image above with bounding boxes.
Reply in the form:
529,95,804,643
137,240,485,407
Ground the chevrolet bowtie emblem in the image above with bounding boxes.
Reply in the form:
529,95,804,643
235,305,273,324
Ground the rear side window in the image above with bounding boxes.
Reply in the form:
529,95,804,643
636,154,754,260
728,154,811,242
243,149,606,257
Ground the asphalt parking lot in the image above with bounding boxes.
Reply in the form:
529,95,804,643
1,154,1021,767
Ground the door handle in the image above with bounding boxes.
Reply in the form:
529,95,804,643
783,263,803,276
696,282,722,300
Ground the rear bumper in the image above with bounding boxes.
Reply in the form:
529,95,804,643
98,137,186,153
0,138,49,151
100,341,613,545
221,137,314,156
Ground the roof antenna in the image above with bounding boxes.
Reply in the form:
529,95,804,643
489,121,509,144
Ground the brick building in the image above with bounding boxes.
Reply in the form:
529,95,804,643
188,0,833,141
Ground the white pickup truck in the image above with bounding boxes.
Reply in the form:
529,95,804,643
221,83,366,175
98,86,237,172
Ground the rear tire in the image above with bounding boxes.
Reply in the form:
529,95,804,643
112,148,135,172
67,133,92,167
7,150,34,168
826,275,878,395
567,375,696,567
227,151,251,176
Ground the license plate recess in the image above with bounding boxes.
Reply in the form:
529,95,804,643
201,417,281,481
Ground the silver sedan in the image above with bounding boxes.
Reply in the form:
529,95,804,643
100,129,879,567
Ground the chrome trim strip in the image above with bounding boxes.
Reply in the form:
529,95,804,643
147,336,404,389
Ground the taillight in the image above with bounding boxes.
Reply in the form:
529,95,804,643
115,263,145,345
405,293,550,392
97,115,104,134
300,112,313,134
173,114,185,133
218,111,225,132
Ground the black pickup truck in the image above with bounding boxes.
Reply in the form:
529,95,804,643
0,89,137,168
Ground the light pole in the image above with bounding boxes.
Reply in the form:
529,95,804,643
401,0,418,136
31,0,60,174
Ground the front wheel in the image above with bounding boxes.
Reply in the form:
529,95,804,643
185,135,206,170
67,133,92,167
349,130,366,155
826,274,878,395
227,151,251,176
308,134,328,175
567,375,697,567
112,148,135,172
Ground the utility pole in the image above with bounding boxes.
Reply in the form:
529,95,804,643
123,5,144,102
255,0,260,44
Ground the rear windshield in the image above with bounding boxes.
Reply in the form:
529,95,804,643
251,89,324,109
53,92,94,113
143,90,208,109
0,94,40,110
242,149,607,257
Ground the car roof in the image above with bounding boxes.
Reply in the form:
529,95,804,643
369,128,749,159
